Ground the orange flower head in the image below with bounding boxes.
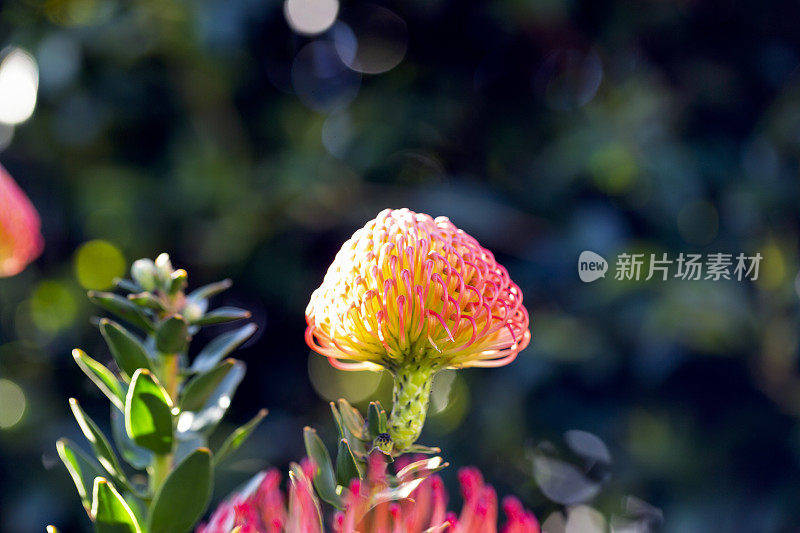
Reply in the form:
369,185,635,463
305,208,530,372
0,164,43,277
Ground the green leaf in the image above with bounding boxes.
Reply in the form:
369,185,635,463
69,399,130,491
367,401,387,437
192,307,251,327
114,278,142,293
56,438,103,517
190,323,257,374
181,359,238,412
72,349,125,411
99,319,151,380
405,443,442,455
214,409,268,465
88,292,154,333
148,448,213,533
335,439,362,486
155,315,189,354
92,478,142,533
303,427,342,509
187,279,232,301
336,399,365,441
125,369,174,455
110,407,152,470
177,361,245,435
127,292,166,311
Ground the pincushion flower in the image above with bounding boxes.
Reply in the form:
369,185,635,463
0,164,43,277
305,208,530,450
197,457,540,533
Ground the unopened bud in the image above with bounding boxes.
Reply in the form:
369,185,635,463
373,433,393,455
131,258,157,291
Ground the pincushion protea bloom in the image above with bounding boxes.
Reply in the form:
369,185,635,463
197,457,540,533
305,208,530,450
0,164,43,277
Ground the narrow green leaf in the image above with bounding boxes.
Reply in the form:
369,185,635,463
181,359,237,412
125,369,174,455
72,349,125,411
330,402,345,439
192,307,251,327
303,427,342,509
190,323,257,374
214,409,268,465
88,292,154,332
92,478,141,533
114,278,142,293
127,292,165,311
155,315,189,354
336,399,365,440
110,407,152,470
187,279,232,301
335,439,362,486
148,448,213,533
56,438,102,517
99,319,151,380
405,443,442,455
69,399,130,491
176,361,245,435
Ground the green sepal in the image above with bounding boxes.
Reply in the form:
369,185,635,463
192,307,251,327
69,399,131,492
367,401,387,437
88,292,154,333
148,448,213,533
71,349,125,411
91,478,142,533
181,359,238,412
335,439,362,487
303,427,343,509
114,278,142,293
336,399,365,441
56,438,103,517
213,408,268,466
124,369,174,455
190,323,257,374
155,315,189,354
99,319,151,380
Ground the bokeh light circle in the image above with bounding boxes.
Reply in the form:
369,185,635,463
0,48,39,125
291,40,361,112
534,49,603,110
0,379,26,429
333,5,408,74
284,0,339,36
74,240,126,290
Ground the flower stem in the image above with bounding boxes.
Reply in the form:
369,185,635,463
388,364,435,451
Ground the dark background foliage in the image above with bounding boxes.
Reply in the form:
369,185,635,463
1,0,800,531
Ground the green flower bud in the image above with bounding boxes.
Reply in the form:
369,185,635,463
373,432,393,454
131,258,157,291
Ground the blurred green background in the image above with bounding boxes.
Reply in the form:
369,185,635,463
1,0,800,531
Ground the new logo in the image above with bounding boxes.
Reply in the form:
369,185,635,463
578,251,608,283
